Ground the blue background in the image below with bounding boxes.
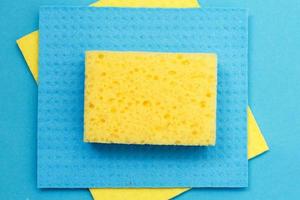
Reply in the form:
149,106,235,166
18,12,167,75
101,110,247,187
0,0,299,199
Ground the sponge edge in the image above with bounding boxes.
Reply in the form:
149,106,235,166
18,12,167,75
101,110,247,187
84,51,217,146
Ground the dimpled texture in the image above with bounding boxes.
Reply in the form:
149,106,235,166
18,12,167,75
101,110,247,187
38,7,248,188
84,51,217,145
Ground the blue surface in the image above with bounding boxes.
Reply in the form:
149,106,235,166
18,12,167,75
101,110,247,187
0,0,299,199
38,7,247,188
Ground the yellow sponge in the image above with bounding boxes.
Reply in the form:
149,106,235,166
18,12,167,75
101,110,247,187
84,51,217,145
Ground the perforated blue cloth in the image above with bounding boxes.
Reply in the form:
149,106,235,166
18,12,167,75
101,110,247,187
38,7,248,188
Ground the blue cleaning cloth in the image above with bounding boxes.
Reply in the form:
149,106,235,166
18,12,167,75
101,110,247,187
38,7,248,188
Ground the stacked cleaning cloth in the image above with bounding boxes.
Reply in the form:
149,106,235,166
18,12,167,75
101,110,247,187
17,0,269,199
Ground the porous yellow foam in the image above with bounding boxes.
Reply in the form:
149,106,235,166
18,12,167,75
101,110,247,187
84,51,217,145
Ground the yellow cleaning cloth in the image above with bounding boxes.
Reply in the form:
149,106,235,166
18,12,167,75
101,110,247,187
91,188,190,200
91,0,199,7
16,0,268,199
16,31,39,81
248,107,269,159
85,51,217,145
